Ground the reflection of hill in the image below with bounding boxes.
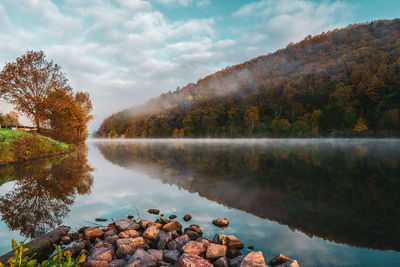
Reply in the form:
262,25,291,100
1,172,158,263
0,148,93,238
97,140,400,251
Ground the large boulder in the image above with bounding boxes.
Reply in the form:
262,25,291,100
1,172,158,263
164,250,180,264
143,225,160,241
205,243,227,259
214,256,230,267
157,231,173,249
181,241,206,256
179,253,213,267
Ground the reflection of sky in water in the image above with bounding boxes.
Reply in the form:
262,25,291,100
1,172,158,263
0,140,400,266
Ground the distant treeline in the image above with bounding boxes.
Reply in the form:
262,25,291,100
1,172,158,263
97,19,400,138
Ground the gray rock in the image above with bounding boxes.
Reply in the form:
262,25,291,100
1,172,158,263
214,256,230,267
115,219,134,231
127,248,157,267
229,255,245,267
164,250,180,263
157,231,173,249
109,259,127,267
186,230,200,240
167,234,189,250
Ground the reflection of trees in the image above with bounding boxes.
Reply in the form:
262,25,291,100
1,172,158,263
97,141,400,251
0,147,93,238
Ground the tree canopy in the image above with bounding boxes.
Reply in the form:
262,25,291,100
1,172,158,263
97,19,400,138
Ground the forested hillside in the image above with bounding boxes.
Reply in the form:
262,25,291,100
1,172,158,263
97,19,400,138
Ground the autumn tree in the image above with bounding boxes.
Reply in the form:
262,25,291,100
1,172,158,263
2,111,20,127
0,51,72,130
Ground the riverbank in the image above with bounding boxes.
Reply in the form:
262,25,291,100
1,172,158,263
0,128,71,165
1,214,300,267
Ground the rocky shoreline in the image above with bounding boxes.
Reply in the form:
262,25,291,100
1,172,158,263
58,211,300,267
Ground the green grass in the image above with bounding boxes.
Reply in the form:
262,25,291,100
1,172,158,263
0,129,70,164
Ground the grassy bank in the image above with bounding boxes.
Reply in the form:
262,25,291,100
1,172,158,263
0,129,70,164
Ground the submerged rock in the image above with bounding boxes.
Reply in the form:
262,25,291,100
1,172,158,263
183,214,192,222
148,209,160,215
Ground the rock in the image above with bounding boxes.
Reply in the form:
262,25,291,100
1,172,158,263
215,234,244,250
214,256,230,267
84,260,109,267
162,220,182,232
227,247,242,258
157,231,173,249
61,235,72,245
212,218,229,228
115,219,134,231
269,254,292,266
140,220,154,229
95,218,107,222
186,230,200,240
87,247,114,262
127,248,157,267
157,260,172,266
104,229,117,237
169,214,177,219
167,234,190,250
196,238,210,249
116,237,146,258
248,246,254,250
187,224,202,236
181,241,206,256
183,214,192,222
127,215,134,219
148,209,160,215
241,251,266,266
109,259,127,267
143,225,160,241
274,260,300,267
104,235,119,245
229,255,245,267
84,227,104,239
205,243,227,259
179,253,213,267
159,216,169,224
119,230,140,239
148,249,163,261
164,250,180,263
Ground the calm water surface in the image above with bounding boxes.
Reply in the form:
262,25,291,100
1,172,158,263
0,139,400,267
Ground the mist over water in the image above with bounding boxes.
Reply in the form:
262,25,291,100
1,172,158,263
0,138,399,266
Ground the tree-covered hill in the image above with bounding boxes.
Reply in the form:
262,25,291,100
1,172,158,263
97,19,400,138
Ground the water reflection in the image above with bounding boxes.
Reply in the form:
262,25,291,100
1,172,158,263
0,147,93,238
96,139,400,251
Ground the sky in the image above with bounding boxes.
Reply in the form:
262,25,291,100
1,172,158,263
0,0,399,132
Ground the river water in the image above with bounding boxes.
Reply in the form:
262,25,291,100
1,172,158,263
0,138,399,266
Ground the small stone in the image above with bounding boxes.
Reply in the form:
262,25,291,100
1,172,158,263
61,235,72,245
160,216,169,224
205,243,227,259
169,214,177,219
274,260,300,267
148,209,160,215
164,250,180,264
143,225,160,240
119,230,140,239
84,227,104,239
187,224,202,236
179,253,213,267
109,259,127,267
214,256,230,267
162,220,182,232
182,241,206,256
241,251,266,266
269,254,292,266
212,218,229,228
248,246,254,250
127,215,134,219
183,214,192,222
95,218,107,222
186,230,200,240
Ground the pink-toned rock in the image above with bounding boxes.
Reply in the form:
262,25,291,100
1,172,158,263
162,220,182,232
104,229,117,237
179,253,213,267
115,219,134,231
167,234,190,250
119,229,140,239
241,251,266,266
84,227,104,239
143,225,160,240
182,241,206,255
205,243,227,259
84,260,109,267
148,249,163,261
